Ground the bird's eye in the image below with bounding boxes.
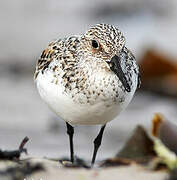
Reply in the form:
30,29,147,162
91,40,99,49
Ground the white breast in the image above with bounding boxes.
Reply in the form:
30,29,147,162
35,70,137,125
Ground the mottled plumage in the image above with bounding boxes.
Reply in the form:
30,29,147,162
34,24,140,166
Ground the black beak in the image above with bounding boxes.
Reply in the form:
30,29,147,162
110,55,131,92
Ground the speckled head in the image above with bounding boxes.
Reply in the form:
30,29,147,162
81,24,125,60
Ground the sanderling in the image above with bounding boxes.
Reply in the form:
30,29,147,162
34,23,140,166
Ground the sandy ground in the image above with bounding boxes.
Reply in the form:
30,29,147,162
0,158,168,180
32,163,168,180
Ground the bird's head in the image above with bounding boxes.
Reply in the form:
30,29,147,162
81,23,125,60
80,24,135,92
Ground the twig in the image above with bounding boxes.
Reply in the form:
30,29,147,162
19,136,29,154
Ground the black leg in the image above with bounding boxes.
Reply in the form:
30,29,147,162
66,122,74,163
91,124,106,167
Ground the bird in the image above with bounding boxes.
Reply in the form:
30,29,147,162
34,23,140,167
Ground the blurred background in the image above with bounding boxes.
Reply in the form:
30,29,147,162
1,0,177,162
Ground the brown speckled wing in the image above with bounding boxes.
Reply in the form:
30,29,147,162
34,39,63,80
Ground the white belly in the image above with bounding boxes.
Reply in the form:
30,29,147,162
36,73,136,125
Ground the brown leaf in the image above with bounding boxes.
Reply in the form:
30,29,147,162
117,125,156,163
139,49,177,96
101,126,156,167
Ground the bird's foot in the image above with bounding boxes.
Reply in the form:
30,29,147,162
59,156,90,169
